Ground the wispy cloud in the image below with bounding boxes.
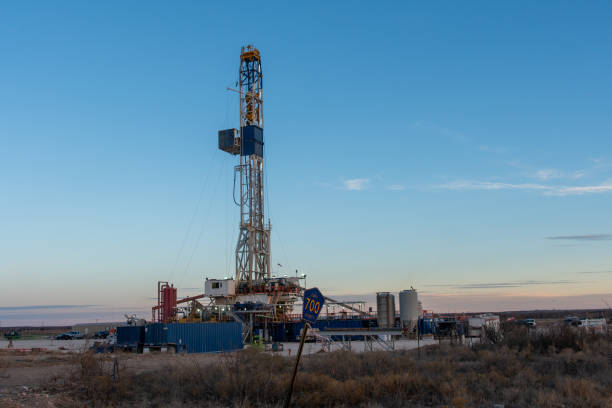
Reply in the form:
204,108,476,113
577,270,612,274
507,159,593,181
343,178,370,191
547,234,612,241
528,168,586,181
437,180,612,196
411,121,512,154
590,157,612,169
531,169,563,180
410,121,469,144
427,280,577,290
0,305,96,311
386,184,406,191
328,292,612,313
438,180,550,191
549,183,612,195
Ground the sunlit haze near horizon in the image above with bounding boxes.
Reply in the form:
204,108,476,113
1,2,612,325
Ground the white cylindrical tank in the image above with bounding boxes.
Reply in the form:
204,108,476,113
376,292,396,328
399,289,418,330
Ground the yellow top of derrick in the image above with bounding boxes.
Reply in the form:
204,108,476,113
240,45,260,62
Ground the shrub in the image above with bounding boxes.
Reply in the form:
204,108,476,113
48,331,611,407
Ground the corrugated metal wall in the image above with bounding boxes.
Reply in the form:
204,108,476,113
143,322,242,353
167,322,242,353
144,322,168,345
117,326,145,346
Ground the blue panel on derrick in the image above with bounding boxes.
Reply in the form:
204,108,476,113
241,125,263,157
218,129,236,150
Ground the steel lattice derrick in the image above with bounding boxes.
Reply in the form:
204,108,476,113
234,46,270,291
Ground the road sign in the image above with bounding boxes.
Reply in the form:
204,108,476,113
286,287,326,408
302,287,325,323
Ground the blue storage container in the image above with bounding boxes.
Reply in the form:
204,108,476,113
166,322,243,353
241,125,263,157
117,326,144,346
418,318,434,334
144,323,168,345
270,322,288,342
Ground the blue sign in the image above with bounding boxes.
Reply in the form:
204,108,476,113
302,287,325,323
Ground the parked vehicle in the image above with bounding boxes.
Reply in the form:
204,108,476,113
519,319,536,327
55,331,84,340
468,314,501,337
93,330,109,339
573,318,607,331
3,330,21,340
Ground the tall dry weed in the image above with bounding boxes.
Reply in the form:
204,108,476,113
47,330,612,407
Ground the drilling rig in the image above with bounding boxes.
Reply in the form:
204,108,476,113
226,45,270,289
209,45,302,320
151,47,366,326
151,46,301,325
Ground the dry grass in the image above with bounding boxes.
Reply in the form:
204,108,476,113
0,358,8,380
45,327,611,407
0,349,73,368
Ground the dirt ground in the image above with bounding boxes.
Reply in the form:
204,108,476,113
0,339,91,352
0,350,224,407
1,337,438,355
0,350,70,407
1,329,609,408
0,338,439,407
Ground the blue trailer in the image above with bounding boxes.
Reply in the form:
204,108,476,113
144,322,243,354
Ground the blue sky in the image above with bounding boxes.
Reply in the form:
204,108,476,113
1,2,612,324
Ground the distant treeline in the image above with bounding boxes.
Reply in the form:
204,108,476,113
495,308,610,320
1,326,71,335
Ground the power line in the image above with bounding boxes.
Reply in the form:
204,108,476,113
176,159,225,288
169,149,218,282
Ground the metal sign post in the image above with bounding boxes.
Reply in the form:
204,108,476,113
284,287,325,408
